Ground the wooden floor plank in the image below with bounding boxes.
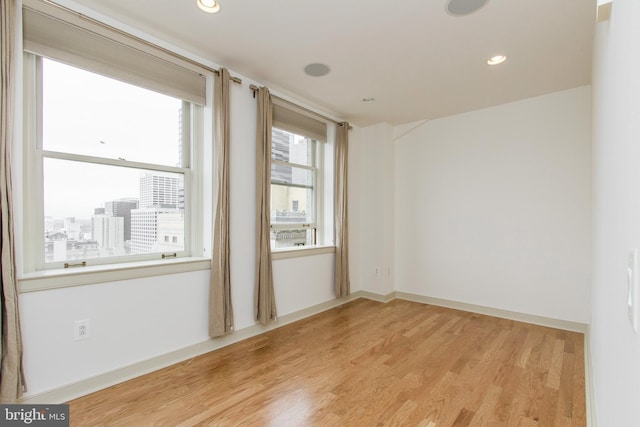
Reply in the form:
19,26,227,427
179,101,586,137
68,299,586,426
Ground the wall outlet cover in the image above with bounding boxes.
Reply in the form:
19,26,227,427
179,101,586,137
74,319,91,341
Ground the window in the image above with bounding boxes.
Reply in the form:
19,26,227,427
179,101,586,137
21,2,207,272
270,102,330,250
271,128,318,248
28,57,195,269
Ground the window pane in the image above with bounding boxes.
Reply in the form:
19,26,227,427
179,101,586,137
42,58,185,167
271,184,313,224
270,229,315,249
271,127,314,166
271,164,313,188
43,158,184,263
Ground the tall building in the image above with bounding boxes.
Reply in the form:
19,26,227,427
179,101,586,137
131,173,184,254
271,128,291,183
105,198,139,241
139,174,181,209
130,208,184,254
91,214,125,256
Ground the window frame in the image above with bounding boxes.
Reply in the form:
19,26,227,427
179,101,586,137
22,53,202,273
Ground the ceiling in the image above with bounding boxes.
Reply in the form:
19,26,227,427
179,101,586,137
67,0,596,127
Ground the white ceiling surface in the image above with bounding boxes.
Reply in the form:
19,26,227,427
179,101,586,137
68,0,595,126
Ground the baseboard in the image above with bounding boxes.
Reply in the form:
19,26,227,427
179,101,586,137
584,326,598,427
355,290,396,303
18,293,363,405
394,292,588,333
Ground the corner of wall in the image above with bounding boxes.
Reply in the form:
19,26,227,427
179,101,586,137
350,123,395,296
584,325,598,427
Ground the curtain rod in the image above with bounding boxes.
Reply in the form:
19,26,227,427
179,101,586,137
37,0,242,84
249,84,351,129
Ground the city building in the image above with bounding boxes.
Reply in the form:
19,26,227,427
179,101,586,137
105,198,139,242
131,173,184,254
130,208,183,254
63,217,91,241
91,214,125,257
139,174,181,209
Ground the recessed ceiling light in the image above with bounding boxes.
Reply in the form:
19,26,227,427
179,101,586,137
197,0,220,14
361,97,376,103
304,63,331,77
446,0,489,16
487,55,507,65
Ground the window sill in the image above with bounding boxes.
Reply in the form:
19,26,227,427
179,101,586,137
18,257,211,293
271,245,335,260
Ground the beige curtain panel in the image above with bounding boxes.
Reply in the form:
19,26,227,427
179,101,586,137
254,87,277,325
334,122,351,298
209,68,234,337
1,0,26,403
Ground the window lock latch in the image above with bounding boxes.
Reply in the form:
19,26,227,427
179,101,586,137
64,261,87,269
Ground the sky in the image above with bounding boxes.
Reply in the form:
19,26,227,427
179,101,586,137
42,58,184,219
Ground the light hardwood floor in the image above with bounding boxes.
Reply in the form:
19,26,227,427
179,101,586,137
68,298,586,426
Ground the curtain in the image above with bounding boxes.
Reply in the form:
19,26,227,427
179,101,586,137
334,122,350,297
209,68,234,337
254,87,277,325
1,0,26,403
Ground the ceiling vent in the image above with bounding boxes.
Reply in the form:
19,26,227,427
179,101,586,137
446,0,489,16
304,63,331,77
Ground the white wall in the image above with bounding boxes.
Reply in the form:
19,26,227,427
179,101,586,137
16,2,344,398
20,271,210,396
347,126,364,293
591,0,640,425
394,87,592,323
350,123,395,296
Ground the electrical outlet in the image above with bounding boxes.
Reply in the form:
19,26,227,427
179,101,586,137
74,319,91,341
